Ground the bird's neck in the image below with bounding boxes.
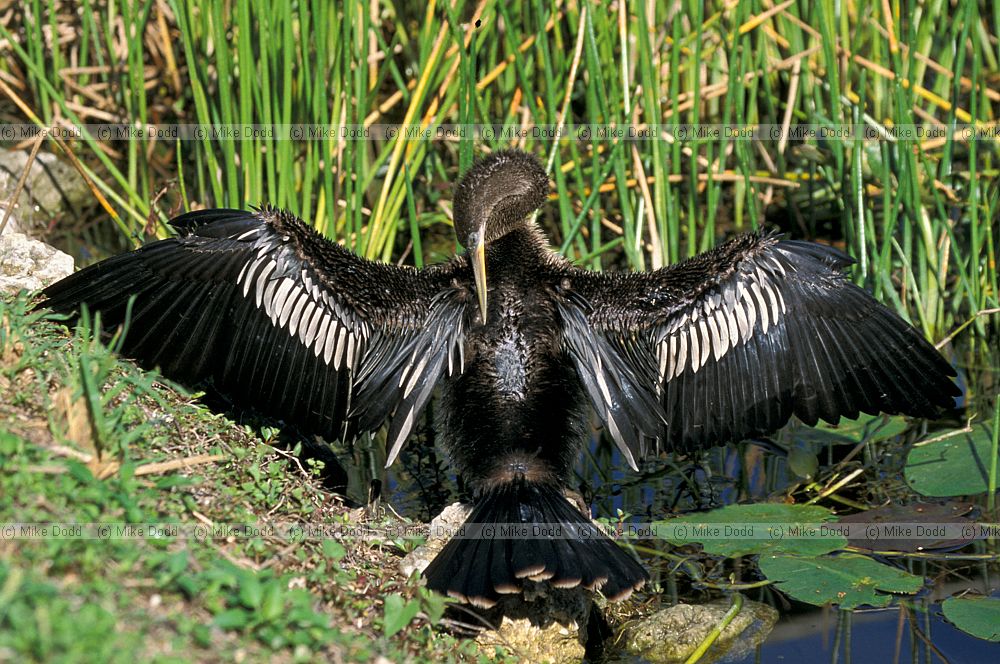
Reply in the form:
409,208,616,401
492,223,547,252
485,224,549,270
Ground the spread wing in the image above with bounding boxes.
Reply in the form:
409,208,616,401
41,206,468,465
560,231,959,469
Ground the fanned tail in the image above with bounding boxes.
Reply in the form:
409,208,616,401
423,477,648,608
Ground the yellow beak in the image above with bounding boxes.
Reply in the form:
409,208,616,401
473,234,488,322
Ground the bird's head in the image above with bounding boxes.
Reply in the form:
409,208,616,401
452,150,550,321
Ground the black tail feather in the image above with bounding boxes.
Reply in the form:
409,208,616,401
423,478,648,608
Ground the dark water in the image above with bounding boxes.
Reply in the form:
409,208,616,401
374,344,1000,662
745,595,1000,664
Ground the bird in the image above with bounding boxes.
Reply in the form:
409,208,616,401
41,149,960,609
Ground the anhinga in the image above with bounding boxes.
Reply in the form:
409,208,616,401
42,149,959,608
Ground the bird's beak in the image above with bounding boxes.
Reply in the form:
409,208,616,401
472,231,488,322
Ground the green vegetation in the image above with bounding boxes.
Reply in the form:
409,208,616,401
942,596,1000,641
0,293,489,662
905,420,999,496
757,553,925,609
661,503,846,557
1,0,998,661
645,411,999,616
1,0,996,339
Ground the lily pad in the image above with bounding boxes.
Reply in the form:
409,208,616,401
758,553,924,608
787,443,819,479
941,597,1000,642
905,423,998,497
659,504,846,557
794,413,911,446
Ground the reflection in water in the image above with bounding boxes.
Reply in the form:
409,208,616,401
750,595,1000,664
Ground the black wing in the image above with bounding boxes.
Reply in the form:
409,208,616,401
561,231,959,468
42,206,468,464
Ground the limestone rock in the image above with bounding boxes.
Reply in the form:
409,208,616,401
0,150,93,237
0,231,74,294
399,502,471,579
474,607,586,663
623,595,778,663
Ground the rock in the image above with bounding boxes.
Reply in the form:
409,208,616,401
471,585,591,663
399,502,471,578
0,150,93,238
0,150,94,279
623,595,778,663
0,231,75,294
0,209,25,236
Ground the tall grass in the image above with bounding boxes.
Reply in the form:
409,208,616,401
0,0,996,342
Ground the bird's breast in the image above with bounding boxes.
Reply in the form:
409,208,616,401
438,280,589,481
491,327,529,400
460,285,557,405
